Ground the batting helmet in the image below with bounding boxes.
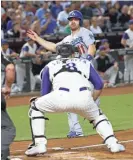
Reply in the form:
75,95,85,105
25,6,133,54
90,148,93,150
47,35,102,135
68,10,83,26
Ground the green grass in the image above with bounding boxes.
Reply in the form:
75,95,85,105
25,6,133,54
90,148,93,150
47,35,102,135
7,94,133,141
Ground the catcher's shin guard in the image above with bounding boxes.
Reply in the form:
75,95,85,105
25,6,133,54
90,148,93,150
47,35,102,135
28,97,47,145
92,114,125,153
91,114,125,152
92,114,117,144
29,97,37,147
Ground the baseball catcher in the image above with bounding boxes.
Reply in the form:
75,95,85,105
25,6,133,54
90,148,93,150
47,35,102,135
25,44,125,156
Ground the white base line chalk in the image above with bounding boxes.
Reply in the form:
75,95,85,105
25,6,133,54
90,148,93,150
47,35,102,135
71,139,133,150
11,139,133,153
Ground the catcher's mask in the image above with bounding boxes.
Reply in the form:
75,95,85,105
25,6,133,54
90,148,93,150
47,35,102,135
56,44,75,58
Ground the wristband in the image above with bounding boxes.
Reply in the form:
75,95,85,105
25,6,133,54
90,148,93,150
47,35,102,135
86,54,93,61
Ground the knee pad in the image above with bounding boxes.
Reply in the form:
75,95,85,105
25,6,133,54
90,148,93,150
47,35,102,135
29,97,49,120
92,114,115,143
92,114,108,128
28,97,45,120
29,107,44,120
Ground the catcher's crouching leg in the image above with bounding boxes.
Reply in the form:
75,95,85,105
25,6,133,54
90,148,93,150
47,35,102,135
25,97,47,156
91,114,125,153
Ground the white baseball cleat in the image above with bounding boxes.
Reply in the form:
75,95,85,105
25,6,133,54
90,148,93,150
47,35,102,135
25,143,47,156
108,143,125,153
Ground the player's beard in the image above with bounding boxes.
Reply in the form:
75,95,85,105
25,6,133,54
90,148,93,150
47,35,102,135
70,23,80,31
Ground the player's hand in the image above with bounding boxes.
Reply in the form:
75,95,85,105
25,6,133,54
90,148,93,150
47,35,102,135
27,29,38,41
1,87,11,99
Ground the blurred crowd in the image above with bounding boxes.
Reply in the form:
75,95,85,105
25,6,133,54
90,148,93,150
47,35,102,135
1,0,133,39
1,1,133,93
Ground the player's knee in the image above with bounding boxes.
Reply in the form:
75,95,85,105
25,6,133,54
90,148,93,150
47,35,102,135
29,107,44,119
29,98,44,119
92,114,109,129
28,97,49,121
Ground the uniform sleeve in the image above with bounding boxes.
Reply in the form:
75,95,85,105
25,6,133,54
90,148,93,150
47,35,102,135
89,64,103,90
83,30,95,46
122,32,129,40
41,66,52,96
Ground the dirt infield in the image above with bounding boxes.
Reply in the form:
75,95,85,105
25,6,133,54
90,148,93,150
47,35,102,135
9,86,133,160
11,130,133,160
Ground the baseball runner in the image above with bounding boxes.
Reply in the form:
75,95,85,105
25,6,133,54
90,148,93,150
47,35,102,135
25,44,125,156
121,20,133,84
27,10,97,138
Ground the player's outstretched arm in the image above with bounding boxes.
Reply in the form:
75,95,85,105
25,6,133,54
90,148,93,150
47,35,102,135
86,44,96,61
27,29,56,52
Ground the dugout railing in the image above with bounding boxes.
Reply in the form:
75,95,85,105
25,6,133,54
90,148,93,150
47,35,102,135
4,31,124,53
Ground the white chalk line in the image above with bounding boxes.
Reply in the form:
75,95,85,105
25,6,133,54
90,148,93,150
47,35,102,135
11,139,133,153
71,139,133,150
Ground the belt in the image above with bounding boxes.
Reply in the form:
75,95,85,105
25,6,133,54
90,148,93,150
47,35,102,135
59,87,89,92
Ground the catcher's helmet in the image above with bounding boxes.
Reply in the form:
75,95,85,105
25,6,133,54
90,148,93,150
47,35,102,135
56,44,75,58
68,10,83,26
